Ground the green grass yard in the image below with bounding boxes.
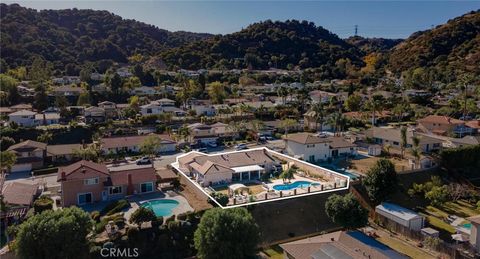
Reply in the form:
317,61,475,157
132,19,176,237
262,245,284,259
377,235,435,259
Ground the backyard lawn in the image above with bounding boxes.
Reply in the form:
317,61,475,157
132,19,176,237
420,200,479,236
340,156,411,175
388,169,479,239
261,245,283,259
377,235,435,259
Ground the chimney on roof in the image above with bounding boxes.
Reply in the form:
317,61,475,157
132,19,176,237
61,171,66,181
127,174,134,195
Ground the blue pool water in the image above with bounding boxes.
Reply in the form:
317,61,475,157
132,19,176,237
463,223,472,229
273,181,320,191
141,199,179,217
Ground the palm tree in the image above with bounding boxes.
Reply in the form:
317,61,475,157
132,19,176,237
178,125,190,143
400,126,407,159
277,86,288,105
327,112,346,136
280,168,295,183
311,103,326,133
410,135,421,169
250,120,264,144
365,95,385,126
280,118,297,139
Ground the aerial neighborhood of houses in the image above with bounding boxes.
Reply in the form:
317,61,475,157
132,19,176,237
1,63,479,259
1,4,480,259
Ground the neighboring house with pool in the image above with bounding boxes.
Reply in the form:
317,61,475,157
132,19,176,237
284,133,358,162
172,147,349,207
57,160,157,206
176,148,282,187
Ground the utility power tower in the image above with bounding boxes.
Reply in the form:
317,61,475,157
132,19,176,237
354,25,358,36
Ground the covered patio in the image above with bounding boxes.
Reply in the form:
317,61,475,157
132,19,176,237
231,165,265,182
228,183,249,196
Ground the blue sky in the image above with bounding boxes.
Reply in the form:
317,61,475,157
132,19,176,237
6,1,480,38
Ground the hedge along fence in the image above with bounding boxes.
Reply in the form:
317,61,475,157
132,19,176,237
440,144,480,174
33,167,58,176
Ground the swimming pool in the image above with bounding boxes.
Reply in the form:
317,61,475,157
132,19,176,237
272,181,320,191
141,199,179,217
463,223,472,229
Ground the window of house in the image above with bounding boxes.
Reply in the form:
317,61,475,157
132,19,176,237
140,182,154,193
84,177,99,185
393,141,399,145
109,186,122,195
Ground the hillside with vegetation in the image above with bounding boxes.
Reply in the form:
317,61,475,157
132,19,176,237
0,3,212,73
346,36,402,54
159,20,364,71
1,3,479,84
388,10,480,81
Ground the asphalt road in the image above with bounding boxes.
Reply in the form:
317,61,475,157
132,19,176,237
5,140,286,188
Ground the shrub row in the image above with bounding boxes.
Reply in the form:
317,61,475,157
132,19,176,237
100,199,130,216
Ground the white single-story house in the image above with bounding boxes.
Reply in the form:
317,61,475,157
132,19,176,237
100,134,177,155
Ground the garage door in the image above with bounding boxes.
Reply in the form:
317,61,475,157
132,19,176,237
11,163,32,173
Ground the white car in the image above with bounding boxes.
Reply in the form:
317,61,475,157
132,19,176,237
235,144,248,150
136,157,151,165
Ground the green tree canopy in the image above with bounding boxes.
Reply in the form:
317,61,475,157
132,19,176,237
363,158,397,204
0,151,17,171
325,193,368,229
129,207,156,229
15,207,93,259
140,135,162,156
207,81,227,104
194,207,259,259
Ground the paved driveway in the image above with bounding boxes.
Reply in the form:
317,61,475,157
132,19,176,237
5,172,60,188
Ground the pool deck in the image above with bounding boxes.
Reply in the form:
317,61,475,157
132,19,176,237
225,175,341,206
265,175,328,190
124,191,194,220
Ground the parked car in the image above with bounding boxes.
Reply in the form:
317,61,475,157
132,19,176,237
136,157,151,165
235,144,248,150
207,142,218,148
195,148,208,153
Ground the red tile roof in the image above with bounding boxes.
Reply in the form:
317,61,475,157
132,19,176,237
2,182,38,206
466,120,480,129
417,115,464,125
57,160,109,181
110,167,157,186
7,140,47,152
